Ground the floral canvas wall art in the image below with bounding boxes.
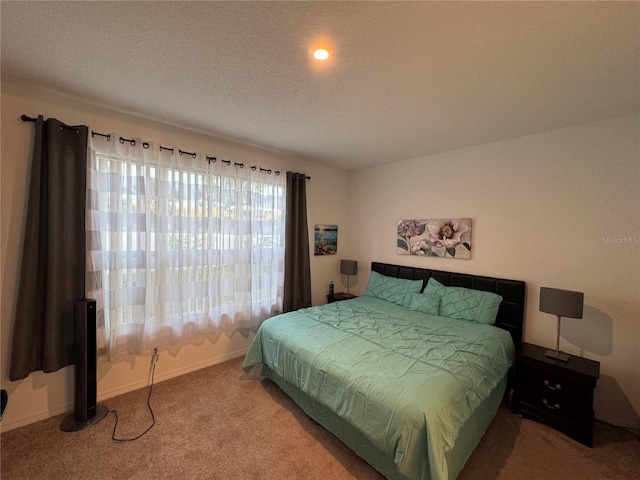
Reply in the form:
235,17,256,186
397,218,472,259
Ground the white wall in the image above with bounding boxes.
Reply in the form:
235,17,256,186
0,82,350,431
348,113,640,428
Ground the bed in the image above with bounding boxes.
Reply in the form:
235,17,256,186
242,262,526,480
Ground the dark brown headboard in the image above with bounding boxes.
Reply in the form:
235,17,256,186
371,262,526,350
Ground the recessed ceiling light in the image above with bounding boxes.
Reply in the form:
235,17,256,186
313,48,330,61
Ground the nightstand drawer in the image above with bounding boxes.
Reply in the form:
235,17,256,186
519,362,595,416
518,365,595,419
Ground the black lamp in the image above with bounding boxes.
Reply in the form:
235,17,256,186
539,286,584,362
340,259,358,296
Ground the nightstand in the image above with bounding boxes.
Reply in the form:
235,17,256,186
514,342,600,447
326,292,357,303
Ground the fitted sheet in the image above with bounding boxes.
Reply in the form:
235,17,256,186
242,296,515,480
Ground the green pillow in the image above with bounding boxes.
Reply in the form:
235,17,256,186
364,271,423,306
403,292,441,315
423,278,503,324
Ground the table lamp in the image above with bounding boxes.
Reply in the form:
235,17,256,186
539,286,584,362
340,259,358,296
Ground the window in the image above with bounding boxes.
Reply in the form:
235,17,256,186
87,136,286,359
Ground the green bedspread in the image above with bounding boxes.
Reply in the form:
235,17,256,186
242,296,515,480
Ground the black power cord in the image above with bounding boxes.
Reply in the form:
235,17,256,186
109,351,158,442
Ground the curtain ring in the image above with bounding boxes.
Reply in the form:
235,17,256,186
91,132,111,141
179,149,197,159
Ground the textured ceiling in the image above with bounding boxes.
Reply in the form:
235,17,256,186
2,1,638,171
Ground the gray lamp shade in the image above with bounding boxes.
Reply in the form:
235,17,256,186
340,259,358,276
539,287,584,319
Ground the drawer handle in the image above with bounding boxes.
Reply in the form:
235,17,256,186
542,398,560,410
543,379,562,391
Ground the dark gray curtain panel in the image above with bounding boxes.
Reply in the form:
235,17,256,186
283,172,311,312
9,116,88,381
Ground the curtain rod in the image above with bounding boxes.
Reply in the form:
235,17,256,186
20,114,310,180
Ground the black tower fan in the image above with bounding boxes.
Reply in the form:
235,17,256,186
60,299,108,431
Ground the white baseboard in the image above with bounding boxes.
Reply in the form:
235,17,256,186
1,405,71,433
0,348,248,433
98,347,249,400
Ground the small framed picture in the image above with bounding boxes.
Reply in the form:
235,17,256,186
314,224,338,255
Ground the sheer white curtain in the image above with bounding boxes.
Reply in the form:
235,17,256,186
87,134,286,360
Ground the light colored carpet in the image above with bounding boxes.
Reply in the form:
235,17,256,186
1,356,638,480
